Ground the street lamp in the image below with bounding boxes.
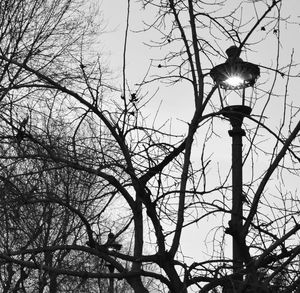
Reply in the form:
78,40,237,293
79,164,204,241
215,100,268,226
210,46,260,286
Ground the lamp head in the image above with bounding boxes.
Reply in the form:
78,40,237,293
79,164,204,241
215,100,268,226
210,46,260,90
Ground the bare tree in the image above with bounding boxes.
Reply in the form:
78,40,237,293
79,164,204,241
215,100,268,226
0,0,299,292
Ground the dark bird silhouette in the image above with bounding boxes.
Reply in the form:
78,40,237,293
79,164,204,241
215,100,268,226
15,116,29,144
106,232,122,251
130,93,137,102
19,117,29,129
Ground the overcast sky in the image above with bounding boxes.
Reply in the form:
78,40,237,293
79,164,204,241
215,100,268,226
99,0,300,265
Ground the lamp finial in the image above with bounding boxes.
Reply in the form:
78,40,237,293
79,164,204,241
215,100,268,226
226,46,242,63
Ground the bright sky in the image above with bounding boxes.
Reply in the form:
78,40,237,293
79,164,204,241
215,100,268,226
101,0,300,123
100,0,300,268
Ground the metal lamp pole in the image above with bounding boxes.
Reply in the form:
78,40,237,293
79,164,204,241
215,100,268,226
210,46,260,289
230,114,244,279
223,105,252,282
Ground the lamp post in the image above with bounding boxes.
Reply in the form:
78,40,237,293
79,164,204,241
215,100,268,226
210,46,260,288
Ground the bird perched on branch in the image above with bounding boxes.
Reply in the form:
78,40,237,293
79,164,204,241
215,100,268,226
15,116,29,144
106,232,122,251
19,117,29,129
